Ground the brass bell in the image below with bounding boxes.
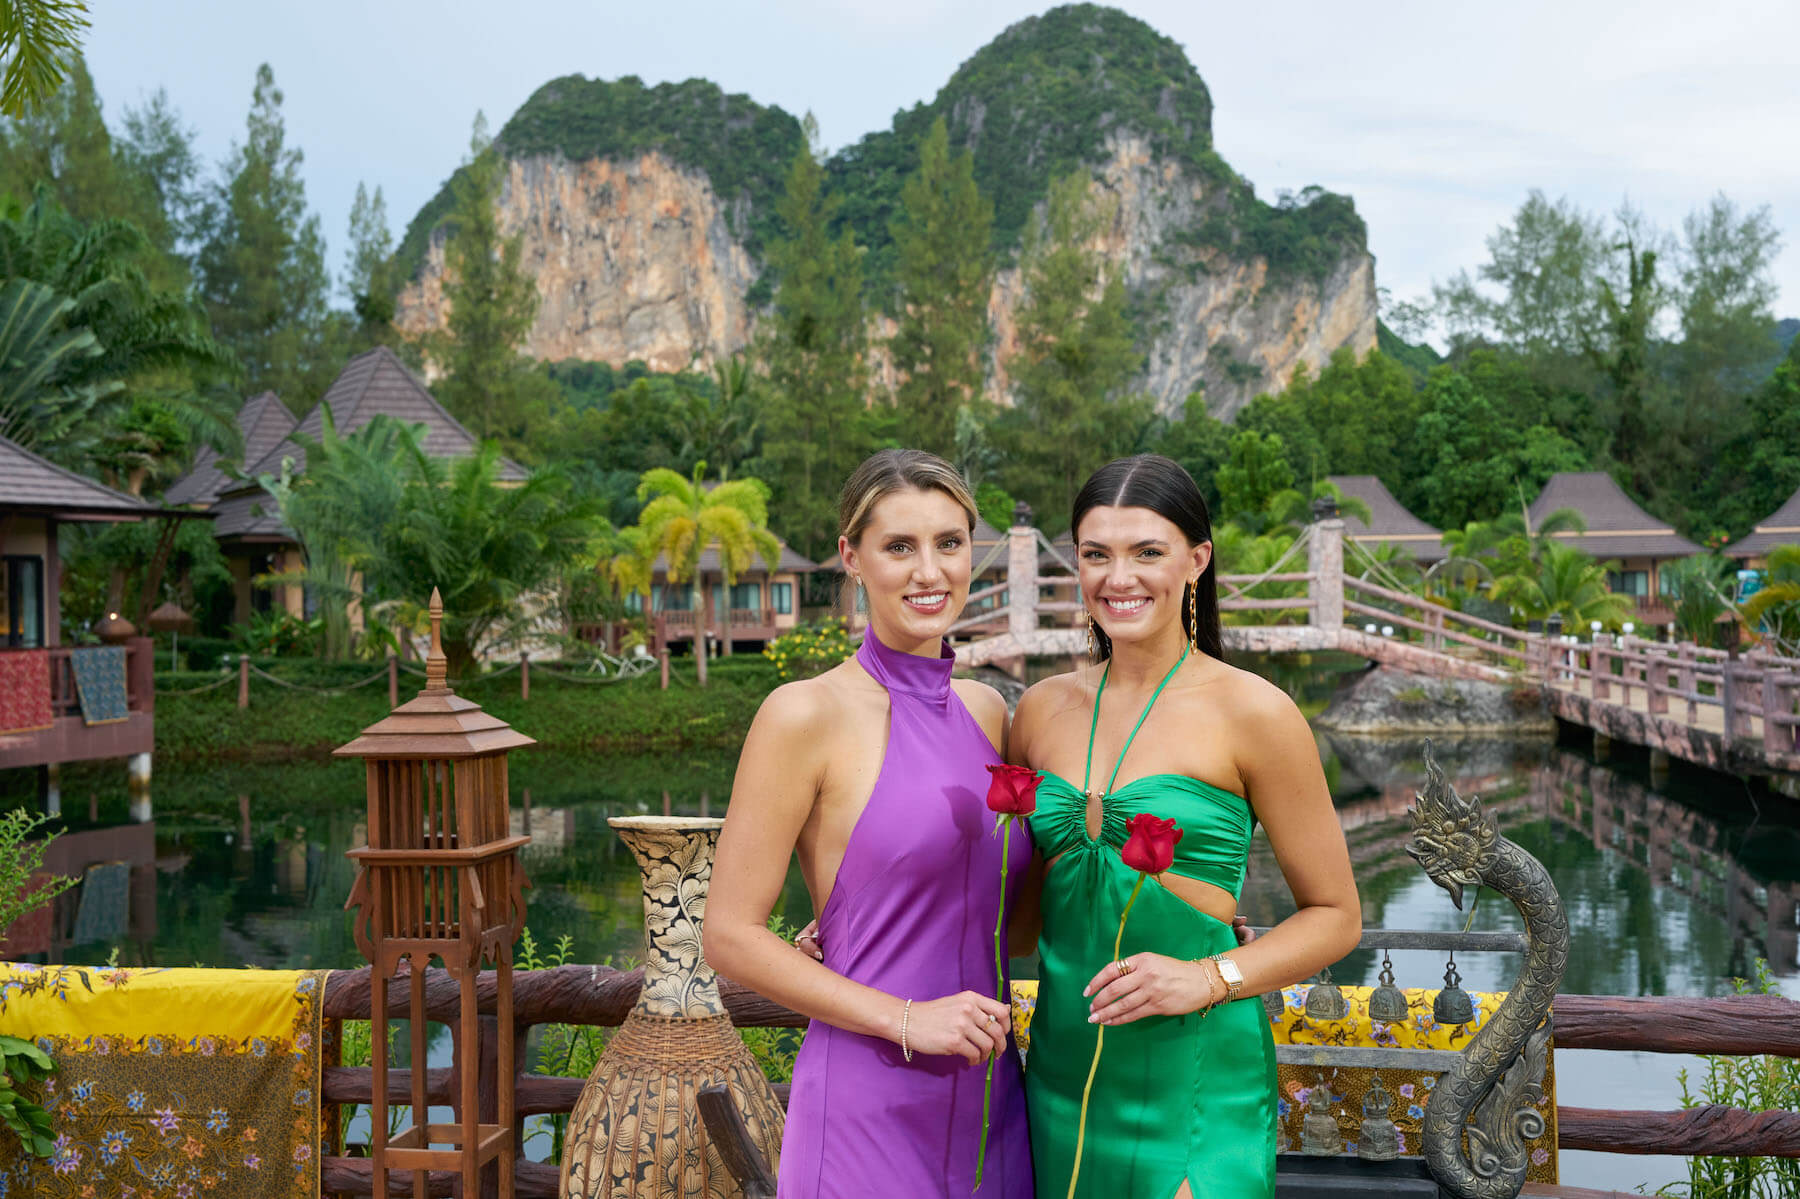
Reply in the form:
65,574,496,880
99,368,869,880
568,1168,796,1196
1367,950,1409,1025
1433,954,1475,1026
1356,1075,1399,1162
1304,966,1349,1021
1300,1072,1342,1156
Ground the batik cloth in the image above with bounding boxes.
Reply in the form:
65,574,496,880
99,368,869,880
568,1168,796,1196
0,964,330,1198
1009,981,1559,1185
69,646,128,725
0,650,53,734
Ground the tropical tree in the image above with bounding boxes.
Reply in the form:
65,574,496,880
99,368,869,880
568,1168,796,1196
1657,554,1735,647
1741,546,1800,654
256,411,416,660
1211,524,1307,626
0,189,235,483
0,1,90,117
1491,541,1632,628
373,443,607,677
623,463,781,647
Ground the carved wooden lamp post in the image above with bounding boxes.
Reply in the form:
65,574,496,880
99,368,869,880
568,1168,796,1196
339,588,533,1199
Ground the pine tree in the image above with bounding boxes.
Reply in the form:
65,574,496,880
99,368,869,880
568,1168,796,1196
344,181,397,343
997,170,1148,527
429,113,552,452
887,116,992,458
755,134,870,558
194,64,333,409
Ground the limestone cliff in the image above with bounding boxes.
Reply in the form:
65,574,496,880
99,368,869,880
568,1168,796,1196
394,6,1378,415
395,152,758,374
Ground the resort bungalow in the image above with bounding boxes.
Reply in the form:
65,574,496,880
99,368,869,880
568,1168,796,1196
0,434,172,794
1726,485,1800,569
1326,475,1448,566
1527,471,1700,623
628,543,819,654
171,346,525,626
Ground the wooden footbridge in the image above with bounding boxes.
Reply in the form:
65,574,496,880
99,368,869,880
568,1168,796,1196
952,516,1800,784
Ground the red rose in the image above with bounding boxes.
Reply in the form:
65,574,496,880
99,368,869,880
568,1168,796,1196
985,763,1040,816
1120,813,1183,875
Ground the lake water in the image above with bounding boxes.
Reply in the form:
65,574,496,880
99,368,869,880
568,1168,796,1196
28,656,1800,1193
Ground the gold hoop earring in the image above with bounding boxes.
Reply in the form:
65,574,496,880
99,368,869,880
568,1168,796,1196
1085,609,1099,661
1188,579,1199,654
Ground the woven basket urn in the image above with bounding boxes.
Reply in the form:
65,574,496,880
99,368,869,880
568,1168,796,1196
560,816,785,1198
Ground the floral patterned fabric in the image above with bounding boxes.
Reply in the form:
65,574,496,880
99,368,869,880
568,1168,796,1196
1009,980,1558,1184
0,963,329,1198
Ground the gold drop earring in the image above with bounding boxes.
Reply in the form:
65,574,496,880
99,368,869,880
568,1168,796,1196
1085,608,1099,661
1188,579,1199,654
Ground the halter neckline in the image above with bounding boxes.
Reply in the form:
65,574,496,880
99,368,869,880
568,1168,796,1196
856,629,955,702
1081,643,1190,798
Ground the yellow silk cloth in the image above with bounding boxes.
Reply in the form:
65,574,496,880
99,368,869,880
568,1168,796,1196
0,963,330,1197
1009,981,1558,1184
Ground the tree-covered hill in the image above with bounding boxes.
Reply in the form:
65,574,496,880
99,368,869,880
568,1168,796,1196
828,3,1365,296
393,74,806,285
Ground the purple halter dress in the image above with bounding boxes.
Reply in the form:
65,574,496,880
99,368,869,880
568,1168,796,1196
776,632,1034,1198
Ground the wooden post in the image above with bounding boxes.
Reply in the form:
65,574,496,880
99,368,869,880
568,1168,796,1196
1307,518,1345,631
387,653,399,709
520,652,529,701
1591,634,1610,702
238,654,250,709
659,647,670,691
1679,643,1697,724
697,631,709,687
1722,659,1738,750
1647,642,1669,715
1766,672,1799,757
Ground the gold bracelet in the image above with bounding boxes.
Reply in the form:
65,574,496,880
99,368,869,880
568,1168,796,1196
900,998,913,1062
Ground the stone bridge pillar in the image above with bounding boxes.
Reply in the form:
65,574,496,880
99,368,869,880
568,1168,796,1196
1308,515,1345,632
1008,502,1038,642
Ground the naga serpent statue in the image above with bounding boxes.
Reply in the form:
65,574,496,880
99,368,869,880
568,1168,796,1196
1406,741,1570,1199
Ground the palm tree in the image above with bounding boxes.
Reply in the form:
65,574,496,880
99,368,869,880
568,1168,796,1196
1491,541,1632,628
626,462,781,654
1741,545,1800,654
1659,554,1735,647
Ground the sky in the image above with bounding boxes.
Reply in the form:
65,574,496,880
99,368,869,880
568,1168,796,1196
85,0,1800,326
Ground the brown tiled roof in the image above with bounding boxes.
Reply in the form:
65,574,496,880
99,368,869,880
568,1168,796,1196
1527,472,1700,559
1728,486,1800,557
650,542,818,579
165,391,296,506
244,346,527,481
212,347,529,543
1327,475,1447,563
0,434,170,519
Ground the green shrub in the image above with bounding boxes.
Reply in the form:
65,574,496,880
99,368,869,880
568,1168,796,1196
763,620,855,683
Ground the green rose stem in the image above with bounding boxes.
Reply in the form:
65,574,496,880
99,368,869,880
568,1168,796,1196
973,813,1014,1189
1067,870,1150,1199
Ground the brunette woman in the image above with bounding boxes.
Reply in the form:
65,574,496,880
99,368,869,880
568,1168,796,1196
1011,454,1361,1199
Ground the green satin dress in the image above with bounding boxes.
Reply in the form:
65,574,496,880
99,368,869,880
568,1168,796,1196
1026,650,1277,1199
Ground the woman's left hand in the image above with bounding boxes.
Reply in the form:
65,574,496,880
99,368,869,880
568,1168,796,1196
1083,953,1220,1026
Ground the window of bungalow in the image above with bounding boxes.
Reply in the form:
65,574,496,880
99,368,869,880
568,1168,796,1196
711,582,726,616
625,590,644,614
3,555,45,648
659,585,693,611
730,582,760,613
1607,569,1649,597
770,581,793,615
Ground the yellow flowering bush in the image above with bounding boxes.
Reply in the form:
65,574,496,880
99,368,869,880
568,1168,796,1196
764,619,856,683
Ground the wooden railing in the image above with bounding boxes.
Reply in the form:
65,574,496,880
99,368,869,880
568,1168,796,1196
316,965,1800,1197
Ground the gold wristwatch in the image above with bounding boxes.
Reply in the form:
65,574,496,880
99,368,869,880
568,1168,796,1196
1206,953,1244,1004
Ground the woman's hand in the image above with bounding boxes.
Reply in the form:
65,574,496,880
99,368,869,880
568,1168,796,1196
792,919,823,961
1083,954,1222,1026
903,991,1013,1065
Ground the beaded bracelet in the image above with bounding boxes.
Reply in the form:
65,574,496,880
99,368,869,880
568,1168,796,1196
900,998,914,1062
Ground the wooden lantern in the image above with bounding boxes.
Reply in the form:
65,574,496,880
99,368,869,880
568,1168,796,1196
338,588,534,1198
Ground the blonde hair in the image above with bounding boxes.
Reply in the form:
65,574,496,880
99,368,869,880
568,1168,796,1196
838,449,978,546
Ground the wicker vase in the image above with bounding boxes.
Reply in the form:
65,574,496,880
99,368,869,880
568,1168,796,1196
560,816,786,1198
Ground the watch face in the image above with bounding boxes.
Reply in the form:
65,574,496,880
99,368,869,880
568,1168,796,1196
1217,958,1244,985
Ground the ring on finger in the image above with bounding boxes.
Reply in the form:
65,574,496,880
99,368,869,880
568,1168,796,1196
1116,959,1133,977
